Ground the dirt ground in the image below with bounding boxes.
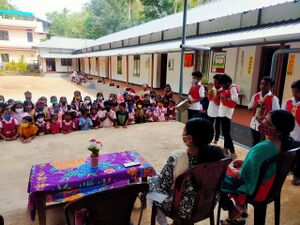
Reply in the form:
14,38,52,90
0,75,299,225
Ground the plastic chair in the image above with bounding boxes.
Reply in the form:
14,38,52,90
64,183,149,225
0,215,3,225
151,158,231,225
217,147,300,225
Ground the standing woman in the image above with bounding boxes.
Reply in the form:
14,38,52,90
218,74,239,159
187,71,205,120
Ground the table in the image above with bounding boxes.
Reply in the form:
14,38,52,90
27,150,155,225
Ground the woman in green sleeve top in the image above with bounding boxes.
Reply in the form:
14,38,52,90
220,110,296,225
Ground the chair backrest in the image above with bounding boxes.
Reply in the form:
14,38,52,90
0,215,3,225
172,158,231,223
64,183,149,225
250,147,300,204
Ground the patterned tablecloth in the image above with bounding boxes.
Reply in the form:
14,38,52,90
27,150,156,220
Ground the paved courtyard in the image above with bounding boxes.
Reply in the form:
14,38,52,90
0,75,299,225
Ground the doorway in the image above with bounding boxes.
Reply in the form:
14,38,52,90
77,58,81,71
46,58,56,71
258,46,289,101
160,54,168,88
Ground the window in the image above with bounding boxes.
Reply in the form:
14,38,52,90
1,54,9,62
133,55,140,77
61,58,72,66
0,30,9,40
117,56,122,74
27,30,33,42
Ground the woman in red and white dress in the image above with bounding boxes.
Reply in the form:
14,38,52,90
218,74,239,159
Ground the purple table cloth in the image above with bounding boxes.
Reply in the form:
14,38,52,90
27,150,155,220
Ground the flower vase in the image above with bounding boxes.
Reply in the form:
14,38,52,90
90,154,99,168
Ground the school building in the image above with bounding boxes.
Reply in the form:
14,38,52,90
36,0,300,106
0,10,49,66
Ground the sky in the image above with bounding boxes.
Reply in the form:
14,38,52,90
10,0,89,20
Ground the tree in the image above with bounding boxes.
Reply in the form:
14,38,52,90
0,0,16,10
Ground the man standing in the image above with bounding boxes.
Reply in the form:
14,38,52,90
218,74,239,159
248,77,280,146
187,71,205,120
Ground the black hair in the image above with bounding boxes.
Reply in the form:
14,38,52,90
165,84,172,89
169,99,176,105
291,80,300,90
24,100,34,108
191,71,203,79
270,110,295,152
50,114,58,120
104,100,111,107
96,92,104,97
35,112,45,119
213,74,222,81
261,76,274,86
23,116,33,123
119,102,126,108
12,101,23,112
218,74,232,85
80,107,88,115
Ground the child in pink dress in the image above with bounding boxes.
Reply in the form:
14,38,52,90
155,100,167,122
90,107,100,129
47,114,61,134
0,107,19,141
146,103,157,122
99,100,117,128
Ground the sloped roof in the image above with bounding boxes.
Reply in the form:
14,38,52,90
35,37,95,50
86,0,293,48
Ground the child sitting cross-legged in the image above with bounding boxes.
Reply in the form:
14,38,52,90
18,116,38,143
145,103,157,122
166,99,176,121
79,108,93,130
0,107,19,141
35,112,47,136
47,114,61,134
155,99,167,122
61,112,75,134
90,106,100,129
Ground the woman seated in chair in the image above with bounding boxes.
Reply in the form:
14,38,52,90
219,110,296,225
148,118,225,225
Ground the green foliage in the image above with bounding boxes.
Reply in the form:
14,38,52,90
4,56,28,74
0,0,16,11
46,0,212,39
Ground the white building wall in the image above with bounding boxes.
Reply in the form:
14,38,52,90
128,54,151,86
90,57,98,76
111,56,127,82
0,49,37,63
282,42,300,103
54,58,72,73
166,52,194,94
83,58,89,74
99,57,109,78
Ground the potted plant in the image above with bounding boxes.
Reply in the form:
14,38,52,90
87,139,103,168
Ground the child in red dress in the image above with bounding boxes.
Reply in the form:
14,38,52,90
61,112,75,134
0,107,19,141
47,114,61,134
35,112,48,136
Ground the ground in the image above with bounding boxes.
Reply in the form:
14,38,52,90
0,75,299,225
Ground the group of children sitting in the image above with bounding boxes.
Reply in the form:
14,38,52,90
0,88,177,143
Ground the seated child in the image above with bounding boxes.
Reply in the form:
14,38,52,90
49,103,63,123
35,112,48,136
70,110,80,131
0,107,19,141
135,100,145,124
99,100,117,128
24,100,35,118
145,103,157,122
18,116,38,143
128,101,136,125
155,100,167,122
83,96,92,112
59,96,69,114
0,95,5,104
116,102,129,128
90,107,100,129
36,99,50,121
166,99,176,121
0,102,5,120
47,114,61,134
71,91,83,112
79,108,93,130
61,112,75,134
93,92,105,110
